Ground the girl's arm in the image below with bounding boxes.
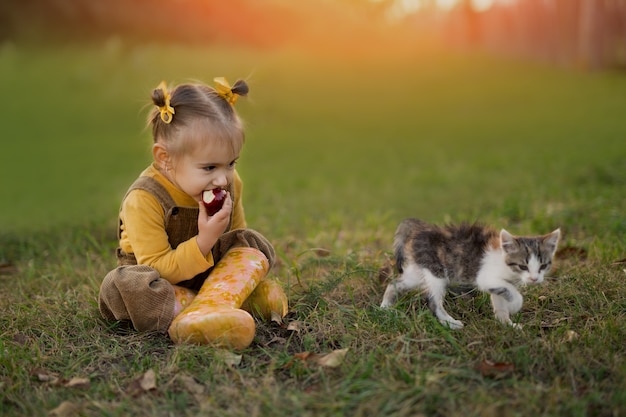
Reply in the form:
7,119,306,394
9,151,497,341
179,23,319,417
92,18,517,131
121,190,215,283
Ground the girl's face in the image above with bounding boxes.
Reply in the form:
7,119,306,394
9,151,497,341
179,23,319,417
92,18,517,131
165,139,239,201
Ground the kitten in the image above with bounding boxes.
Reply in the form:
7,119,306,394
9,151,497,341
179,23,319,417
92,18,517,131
380,218,560,329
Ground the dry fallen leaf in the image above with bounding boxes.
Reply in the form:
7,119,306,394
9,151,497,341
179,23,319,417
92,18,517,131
316,348,349,368
0,262,17,275
286,320,306,333
12,332,29,346
214,349,242,367
140,369,157,391
126,369,157,397
541,317,570,329
478,360,515,378
286,349,349,369
282,351,310,369
313,248,331,257
293,352,312,361
177,374,205,396
64,377,90,389
266,336,287,345
141,369,157,391
270,311,284,325
564,330,579,343
30,368,59,384
30,368,90,389
49,401,80,417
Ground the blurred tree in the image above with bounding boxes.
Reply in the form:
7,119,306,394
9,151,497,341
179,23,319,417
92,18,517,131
461,0,481,44
454,0,626,70
3,0,625,70
578,0,606,69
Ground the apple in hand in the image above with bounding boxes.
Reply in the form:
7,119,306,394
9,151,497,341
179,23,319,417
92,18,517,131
202,188,227,216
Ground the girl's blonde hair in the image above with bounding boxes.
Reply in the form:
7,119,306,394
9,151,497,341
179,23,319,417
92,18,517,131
148,80,249,157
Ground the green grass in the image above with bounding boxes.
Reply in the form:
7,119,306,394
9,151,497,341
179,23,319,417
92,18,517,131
1,38,625,416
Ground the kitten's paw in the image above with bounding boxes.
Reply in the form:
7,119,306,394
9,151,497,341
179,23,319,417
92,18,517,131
380,300,393,308
440,319,464,330
497,314,523,329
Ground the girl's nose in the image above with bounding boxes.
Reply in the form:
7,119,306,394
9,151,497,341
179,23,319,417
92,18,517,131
214,173,228,187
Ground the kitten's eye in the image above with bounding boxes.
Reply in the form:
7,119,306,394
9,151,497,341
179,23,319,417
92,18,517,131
539,263,550,271
507,263,528,271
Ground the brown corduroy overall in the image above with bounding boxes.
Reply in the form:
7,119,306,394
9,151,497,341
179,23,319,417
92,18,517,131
98,176,275,333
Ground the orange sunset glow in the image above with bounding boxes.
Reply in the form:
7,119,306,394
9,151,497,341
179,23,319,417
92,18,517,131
5,0,622,70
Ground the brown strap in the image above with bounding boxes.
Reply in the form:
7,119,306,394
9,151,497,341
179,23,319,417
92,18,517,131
117,176,177,238
115,176,178,264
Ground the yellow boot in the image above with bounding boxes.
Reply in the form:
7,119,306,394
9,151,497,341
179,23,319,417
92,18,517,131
172,285,197,316
168,247,269,349
241,279,288,321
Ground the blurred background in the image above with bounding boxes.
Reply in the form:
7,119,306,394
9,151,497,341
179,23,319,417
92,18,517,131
3,0,626,69
1,0,625,241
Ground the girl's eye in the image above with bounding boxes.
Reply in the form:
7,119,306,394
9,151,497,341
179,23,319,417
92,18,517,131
204,166,216,172
229,160,237,168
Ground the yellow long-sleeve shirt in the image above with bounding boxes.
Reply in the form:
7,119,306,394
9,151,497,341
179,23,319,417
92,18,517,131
118,163,246,284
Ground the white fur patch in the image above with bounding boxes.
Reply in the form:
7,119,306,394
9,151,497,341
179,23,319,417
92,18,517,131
476,248,516,291
526,254,542,284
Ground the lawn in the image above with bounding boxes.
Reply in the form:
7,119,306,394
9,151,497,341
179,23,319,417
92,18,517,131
0,38,625,416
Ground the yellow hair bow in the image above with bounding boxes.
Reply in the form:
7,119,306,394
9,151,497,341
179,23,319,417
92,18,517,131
157,81,175,124
214,77,238,105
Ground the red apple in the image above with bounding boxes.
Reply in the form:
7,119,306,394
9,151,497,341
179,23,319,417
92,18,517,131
202,188,227,215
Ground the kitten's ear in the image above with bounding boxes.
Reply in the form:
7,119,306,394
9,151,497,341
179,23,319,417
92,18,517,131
544,228,561,255
500,229,518,253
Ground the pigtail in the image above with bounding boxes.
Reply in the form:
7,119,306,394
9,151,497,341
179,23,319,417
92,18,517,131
231,79,249,98
151,88,166,108
213,77,249,105
152,81,175,124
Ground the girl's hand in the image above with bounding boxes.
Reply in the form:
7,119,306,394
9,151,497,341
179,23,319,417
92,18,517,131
196,192,233,256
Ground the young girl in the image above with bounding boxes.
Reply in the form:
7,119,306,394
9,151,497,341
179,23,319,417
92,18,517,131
99,77,288,350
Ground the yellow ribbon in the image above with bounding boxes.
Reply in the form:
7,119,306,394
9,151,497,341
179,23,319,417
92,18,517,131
157,81,175,124
214,77,238,105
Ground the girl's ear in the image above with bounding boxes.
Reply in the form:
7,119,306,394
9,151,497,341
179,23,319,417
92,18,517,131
153,143,171,170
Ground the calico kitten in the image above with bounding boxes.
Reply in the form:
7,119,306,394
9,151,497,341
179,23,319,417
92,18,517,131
380,218,560,329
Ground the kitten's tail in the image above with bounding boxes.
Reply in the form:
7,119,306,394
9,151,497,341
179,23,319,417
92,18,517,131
393,218,424,274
